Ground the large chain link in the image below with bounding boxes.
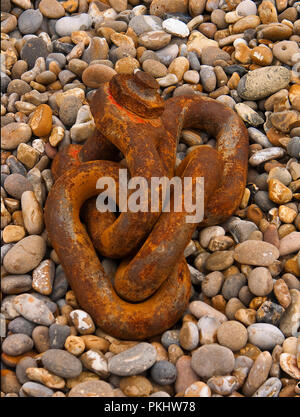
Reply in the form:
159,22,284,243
45,73,249,340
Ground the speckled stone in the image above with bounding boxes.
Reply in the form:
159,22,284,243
42,349,82,378
108,343,157,376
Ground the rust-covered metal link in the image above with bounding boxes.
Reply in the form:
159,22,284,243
45,73,249,340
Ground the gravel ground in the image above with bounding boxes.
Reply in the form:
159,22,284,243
1,0,300,398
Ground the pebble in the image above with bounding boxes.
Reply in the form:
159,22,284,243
68,380,114,397
274,278,291,309
279,232,300,256
16,357,38,385
252,377,282,397
21,191,44,235
184,381,211,397
235,103,264,126
1,123,32,151
70,309,95,335
279,353,300,379
58,95,82,127
18,10,43,34
108,343,157,376
55,14,92,37
150,360,177,385
243,351,272,396
42,349,82,379
119,375,153,397
39,0,65,19
175,355,198,393
161,330,180,348
247,267,274,296
279,289,300,337
189,300,227,323
234,240,279,266
179,321,199,351
249,147,285,166
269,178,293,204
3,235,46,275
191,344,235,379
8,317,36,337
26,367,65,390
49,324,71,350
162,18,189,38
237,67,291,100
197,316,220,345
1,274,32,295
2,333,34,356
222,273,246,300
20,38,49,69
139,31,171,50
205,250,234,271
256,301,284,326
13,293,54,326
82,64,117,88
201,271,224,297
207,375,238,396
129,15,163,36
80,349,109,378
247,323,285,350
22,381,54,397
217,321,248,352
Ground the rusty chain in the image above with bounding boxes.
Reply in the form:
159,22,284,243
44,73,249,340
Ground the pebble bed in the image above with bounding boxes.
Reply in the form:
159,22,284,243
1,0,300,398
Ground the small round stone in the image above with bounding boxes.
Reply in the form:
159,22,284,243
248,267,274,296
2,333,34,356
69,309,95,335
217,321,248,351
150,360,177,385
191,344,235,380
247,323,285,350
18,10,43,34
68,380,114,397
82,64,117,88
42,349,82,378
234,240,279,266
1,123,32,151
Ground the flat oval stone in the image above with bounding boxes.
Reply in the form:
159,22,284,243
191,344,235,379
243,351,272,396
42,349,82,378
3,235,46,274
108,342,157,376
249,147,286,166
279,232,300,256
1,275,32,295
252,377,282,397
55,14,92,37
234,240,279,266
82,64,117,88
2,333,34,356
22,381,54,397
1,123,32,150
247,323,285,350
13,293,54,326
68,380,114,397
237,66,291,100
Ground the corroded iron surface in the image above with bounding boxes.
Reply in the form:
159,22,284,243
45,73,248,340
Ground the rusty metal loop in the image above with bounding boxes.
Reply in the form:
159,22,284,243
45,73,249,340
